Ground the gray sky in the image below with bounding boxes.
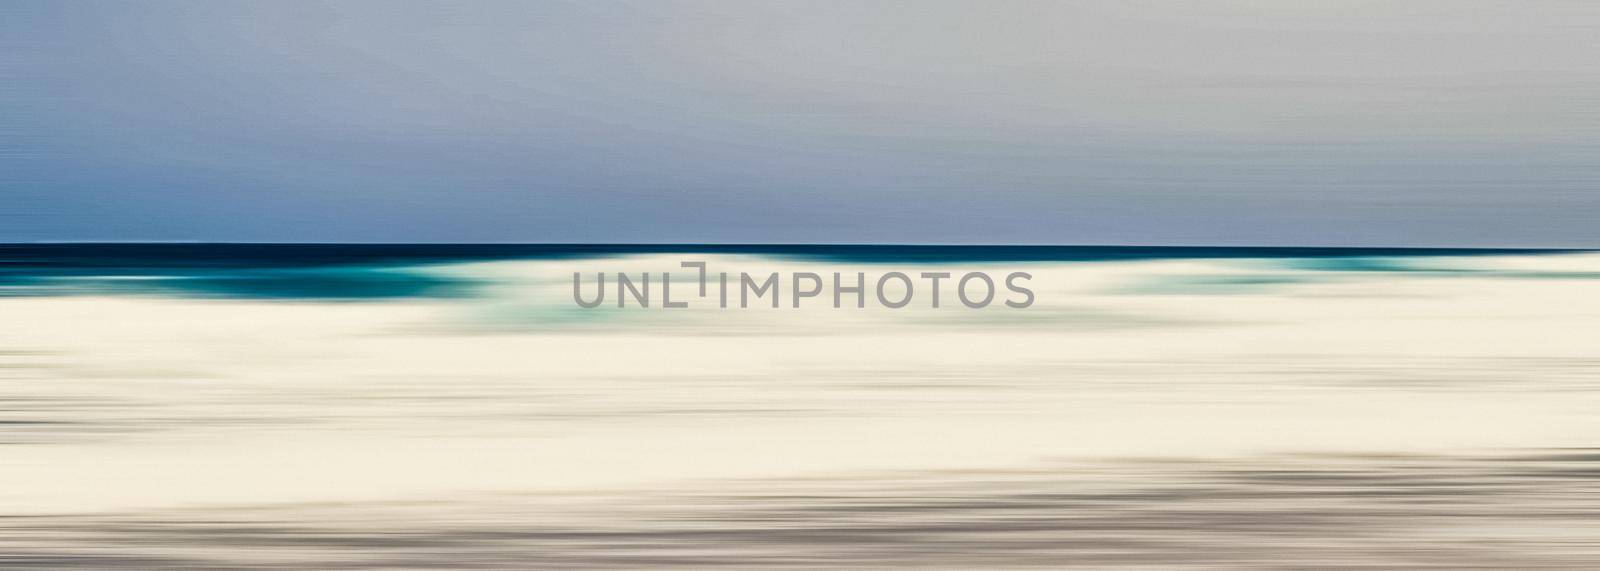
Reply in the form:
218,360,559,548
4,0,1597,245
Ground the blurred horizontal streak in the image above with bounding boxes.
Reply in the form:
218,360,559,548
5,452,1600,568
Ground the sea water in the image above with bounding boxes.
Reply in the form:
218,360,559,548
2,245,1598,567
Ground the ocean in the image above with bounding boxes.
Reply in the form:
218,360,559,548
2,244,1599,568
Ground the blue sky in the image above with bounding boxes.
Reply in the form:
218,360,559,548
4,1,1596,245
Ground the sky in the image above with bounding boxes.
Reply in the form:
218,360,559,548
3,0,1597,246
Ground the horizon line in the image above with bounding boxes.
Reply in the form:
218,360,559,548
2,242,1591,252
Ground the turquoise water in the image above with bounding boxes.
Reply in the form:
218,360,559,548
0,244,1583,300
